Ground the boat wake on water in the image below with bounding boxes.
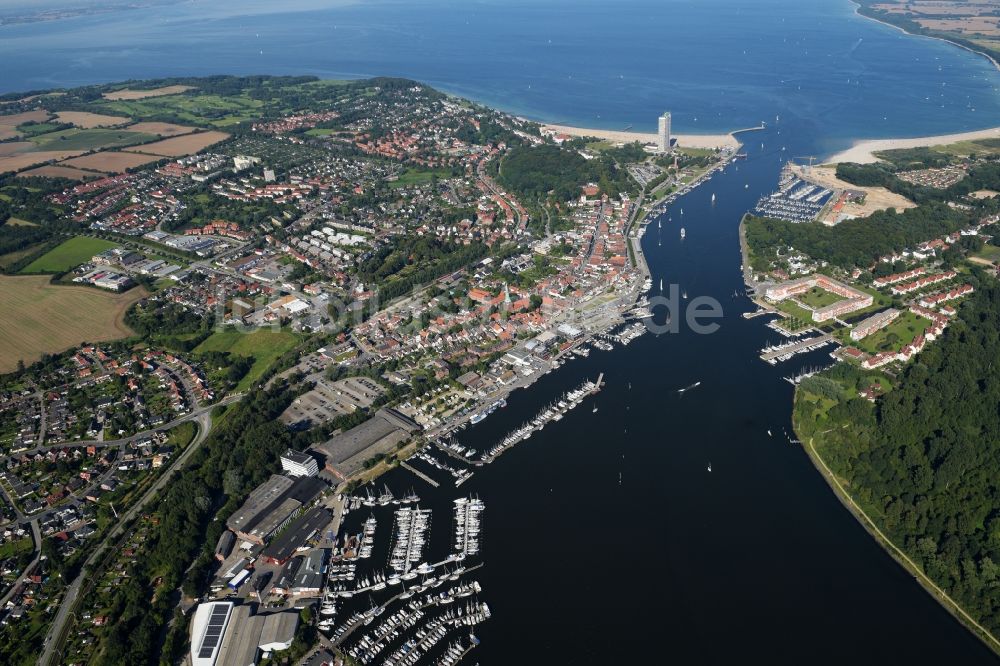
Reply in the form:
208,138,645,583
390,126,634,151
677,381,702,394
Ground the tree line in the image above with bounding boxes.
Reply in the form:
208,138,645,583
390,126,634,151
796,272,1000,636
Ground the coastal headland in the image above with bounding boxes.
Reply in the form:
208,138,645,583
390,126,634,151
826,125,1000,164
541,123,741,150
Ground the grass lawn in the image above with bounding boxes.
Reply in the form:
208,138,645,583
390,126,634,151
974,244,1000,263
194,327,299,391
5,217,37,226
166,421,197,449
28,128,158,152
677,146,715,158
305,128,337,137
0,537,32,559
776,299,815,323
585,140,615,152
795,286,844,309
392,167,452,187
775,315,811,333
21,236,118,273
853,310,929,354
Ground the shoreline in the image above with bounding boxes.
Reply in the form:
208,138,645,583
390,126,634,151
540,123,741,151
850,1,1000,73
825,126,1000,164
796,418,1000,657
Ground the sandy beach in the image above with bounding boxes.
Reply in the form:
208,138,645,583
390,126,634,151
541,123,740,150
827,126,1000,164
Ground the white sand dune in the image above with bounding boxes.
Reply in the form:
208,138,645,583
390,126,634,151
827,127,1000,164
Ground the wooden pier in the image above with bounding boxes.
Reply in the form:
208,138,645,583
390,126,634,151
401,461,440,487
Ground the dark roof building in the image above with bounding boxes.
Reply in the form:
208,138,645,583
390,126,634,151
227,475,327,545
260,508,332,565
309,408,420,480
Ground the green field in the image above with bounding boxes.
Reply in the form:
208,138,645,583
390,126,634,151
194,327,299,391
28,128,158,152
97,93,264,127
20,236,118,273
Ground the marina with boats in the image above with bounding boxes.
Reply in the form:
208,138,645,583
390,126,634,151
759,334,834,364
752,163,833,222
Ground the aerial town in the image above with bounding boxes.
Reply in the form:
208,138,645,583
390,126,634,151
0,75,738,665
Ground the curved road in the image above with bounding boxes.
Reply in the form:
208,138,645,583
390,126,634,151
39,406,221,665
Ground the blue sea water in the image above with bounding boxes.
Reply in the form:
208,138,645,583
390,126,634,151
7,2,1000,663
2,0,1000,155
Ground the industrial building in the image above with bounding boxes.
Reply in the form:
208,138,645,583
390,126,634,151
226,474,327,545
260,507,332,565
190,602,298,666
309,407,419,479
292,548,327,596
214,531,235,562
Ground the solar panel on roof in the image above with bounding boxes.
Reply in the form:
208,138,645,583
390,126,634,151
197,605,231,658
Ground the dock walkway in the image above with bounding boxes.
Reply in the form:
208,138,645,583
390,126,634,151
760,333,833,362
401,461,440,487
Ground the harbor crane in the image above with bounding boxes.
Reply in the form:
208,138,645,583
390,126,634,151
793,155,818,174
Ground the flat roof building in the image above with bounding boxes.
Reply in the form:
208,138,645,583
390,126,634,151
310,408,419,480
190,601,234,666
190,601,299,666
260,507,332,565
280,449,319,478
228,475,327,545
850,308,899,341
292,548,327,596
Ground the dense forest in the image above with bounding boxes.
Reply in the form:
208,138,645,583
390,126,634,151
796,275,1000,635
497,144,636,203
745,201,969,268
